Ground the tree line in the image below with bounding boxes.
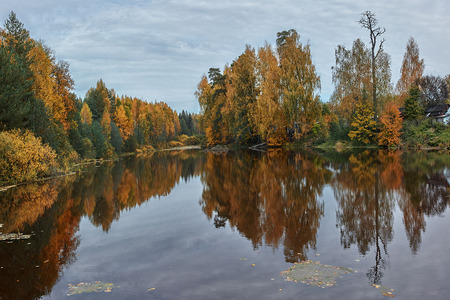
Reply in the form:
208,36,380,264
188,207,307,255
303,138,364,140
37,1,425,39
0,12,200,184
196,11,450,148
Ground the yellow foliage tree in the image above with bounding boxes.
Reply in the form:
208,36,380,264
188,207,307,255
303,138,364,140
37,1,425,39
348,102,377,144
253,44,284,144
80,102,92,125
277,29,321,139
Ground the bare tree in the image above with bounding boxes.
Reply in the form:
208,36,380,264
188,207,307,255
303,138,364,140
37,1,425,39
359,11,386,121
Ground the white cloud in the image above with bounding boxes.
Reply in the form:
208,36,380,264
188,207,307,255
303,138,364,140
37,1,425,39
1,0,449,112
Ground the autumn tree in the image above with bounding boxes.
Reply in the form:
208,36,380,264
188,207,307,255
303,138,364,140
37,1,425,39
277,29,321,138
378,103,402,147
224,45,259,143
196,68,230,145
396,37,424,105
29,43,63,122
80,102,93,125
331,39,372,121
253,44,285,145
348,101,377,144
114,104,133,139
53,60,76,131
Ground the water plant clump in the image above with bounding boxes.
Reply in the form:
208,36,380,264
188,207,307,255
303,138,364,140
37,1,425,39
281,260,355,288
67,282,117,296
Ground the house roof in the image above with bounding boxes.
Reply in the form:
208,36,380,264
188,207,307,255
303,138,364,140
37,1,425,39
425,104,450,117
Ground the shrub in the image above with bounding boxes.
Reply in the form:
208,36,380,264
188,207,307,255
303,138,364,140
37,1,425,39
177,134,190,145
177,134,202,145
168,140,183,148
402,119,450,149
0,129,58,184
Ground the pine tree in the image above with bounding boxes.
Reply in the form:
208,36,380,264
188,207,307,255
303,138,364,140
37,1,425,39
403,85,424,121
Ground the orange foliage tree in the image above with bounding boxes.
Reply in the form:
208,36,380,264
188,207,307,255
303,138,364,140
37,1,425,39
377,103,402,147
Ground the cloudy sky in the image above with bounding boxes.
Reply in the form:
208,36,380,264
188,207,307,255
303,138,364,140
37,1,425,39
1,0,449,112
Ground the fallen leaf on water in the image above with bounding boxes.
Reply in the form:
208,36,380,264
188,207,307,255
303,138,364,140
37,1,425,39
251,264,256,267
372,284,396,297
148,288,156,291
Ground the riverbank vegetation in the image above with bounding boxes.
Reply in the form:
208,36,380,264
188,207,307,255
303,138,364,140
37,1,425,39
0,12,202,185
195,11,450,149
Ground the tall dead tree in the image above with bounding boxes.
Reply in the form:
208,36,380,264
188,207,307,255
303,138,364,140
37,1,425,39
359,11,385,121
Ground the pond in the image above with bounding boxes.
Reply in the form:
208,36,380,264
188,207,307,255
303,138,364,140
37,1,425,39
0,149,449,299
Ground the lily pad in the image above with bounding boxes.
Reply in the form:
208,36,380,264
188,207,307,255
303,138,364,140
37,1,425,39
0,233,31,241
67,281,117,296
281,260,355,288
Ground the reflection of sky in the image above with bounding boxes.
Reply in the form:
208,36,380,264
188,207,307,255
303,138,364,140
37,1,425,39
1,0,449,112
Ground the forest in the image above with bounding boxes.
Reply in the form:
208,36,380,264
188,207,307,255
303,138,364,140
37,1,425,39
196,12,450,149
0,12,200,185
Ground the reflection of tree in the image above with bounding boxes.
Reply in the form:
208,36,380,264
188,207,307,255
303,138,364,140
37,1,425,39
0,150,203,299
0,178,80,300
72,151,204,231
333,150,395,284
400,152,450,253
333,149,450,283
200,149,331,262
0,181,59,233
1,149,449,298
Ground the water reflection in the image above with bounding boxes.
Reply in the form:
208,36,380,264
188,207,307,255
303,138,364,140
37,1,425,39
199,150,332,262
332,150,449,284
0,178,80,300
0,149,449,299
0,151,204,299
332,150,396,284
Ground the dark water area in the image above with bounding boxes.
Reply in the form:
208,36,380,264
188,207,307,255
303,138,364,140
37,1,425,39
0,149,449,299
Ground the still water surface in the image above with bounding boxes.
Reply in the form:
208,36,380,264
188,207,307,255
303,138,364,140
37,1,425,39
0,149,449,299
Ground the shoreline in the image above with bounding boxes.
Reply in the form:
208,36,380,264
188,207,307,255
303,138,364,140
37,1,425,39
0,146,203,190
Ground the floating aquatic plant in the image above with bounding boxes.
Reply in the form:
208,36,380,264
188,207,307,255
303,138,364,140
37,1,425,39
281,260,355,288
